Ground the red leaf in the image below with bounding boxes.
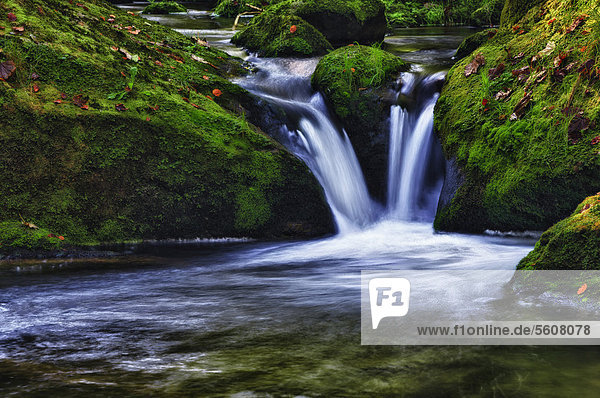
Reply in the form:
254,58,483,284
591,136,600,145
577,283,587,295
146,116,151,122
7,12,16,22
548,18,556,25
482,98,488,106
289,25,297,33
115,103,127,111
80,104,89,110
33,84,39,93
54,99,62,104
0,60,16,80
212,88,222,97
148,104,159,111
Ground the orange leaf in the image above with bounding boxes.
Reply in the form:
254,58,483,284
203,75,210,80
33,84,39,93
58,235,65,241
578,283,587,295
212,88,222,97
289,25,297,33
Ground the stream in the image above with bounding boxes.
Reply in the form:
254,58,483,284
1,2,600,397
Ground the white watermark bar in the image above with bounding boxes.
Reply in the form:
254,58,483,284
361,270,600,345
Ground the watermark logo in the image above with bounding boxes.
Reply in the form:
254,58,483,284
369,277,411,329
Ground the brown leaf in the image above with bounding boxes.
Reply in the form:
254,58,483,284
465,53,485,77
72,94,88,108
488,63,505,80
12,26,24,32
0,60,16,80
494,89,512,101
566,15,586,33
591,136,600,145
510,92,532,121
7,12,16,22
568,113,590,144
115,103,127,111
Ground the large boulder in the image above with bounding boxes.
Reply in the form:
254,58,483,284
0,0,333,252
518,194,600,270
434,0,600,233
231,13,333,57
232,0,387,56
312,45,407,201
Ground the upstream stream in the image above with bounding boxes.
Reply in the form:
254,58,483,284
1,2,600,397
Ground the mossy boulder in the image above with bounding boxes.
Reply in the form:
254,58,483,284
312,45,407,201
231,13,333,57
454,29,497,60
0,0,333,250
518,194,600,270
142,1,187,15
434,0,600,233
0,221,64,255
232,0,387,56
500,0,544,28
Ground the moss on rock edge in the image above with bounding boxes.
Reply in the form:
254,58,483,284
518,194,600,270
0,0,333,250
434,0,600,233
231,13,332,57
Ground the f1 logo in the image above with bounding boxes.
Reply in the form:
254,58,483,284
369,278,411,329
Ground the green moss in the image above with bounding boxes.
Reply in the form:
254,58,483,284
455,29,497,60
0,221,64,253
214,0,284,18
518,194,600,269
231,13,332,57
312,44,407,122
500,0,544,27
142,1,187,15
434,0,600,233
0,0,333,251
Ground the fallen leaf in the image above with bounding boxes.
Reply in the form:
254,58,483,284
80,104,89,110
31,72,39,80
482,98,488,106
190,54,207,64
510,92,532,120
128,29,140,35
566,15,586,33
495,89,512,101
591,136,600,145
72,94,88,108
488,63,505,80
146,116,151,121
148,104,159,111
115,103,127,111
465,53,485,77
33,84,39,93
548,18,556,25
191,103,200,109
568,113,590,144
577,283,587,295
110,46,119,51
7,12,16,22
202,75,209,80
54,99,62,104
12,26,24,32
0,60,16,80
58,235,65,241
537,41,556,57
212,88,222,97
119,48,132,60
289,25,297,33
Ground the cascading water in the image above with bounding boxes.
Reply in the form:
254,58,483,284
238,59,445,231
238,59,375,233
387,72,446,221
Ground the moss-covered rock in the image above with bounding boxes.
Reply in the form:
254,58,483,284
0,0,333,250
0,221,64,254
434,0,600,233
312,45,407,200
142,1,187,15
518,194,600,270
232,0,386,56
500,0,544,28
231,13,332,57
454,29,497,60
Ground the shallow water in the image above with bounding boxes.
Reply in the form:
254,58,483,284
2,5,598,397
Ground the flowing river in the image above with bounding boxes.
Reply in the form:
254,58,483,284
1,3,600,397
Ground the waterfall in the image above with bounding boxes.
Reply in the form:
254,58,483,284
238,60,444,232
387,72,445,221
291,95,376,232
